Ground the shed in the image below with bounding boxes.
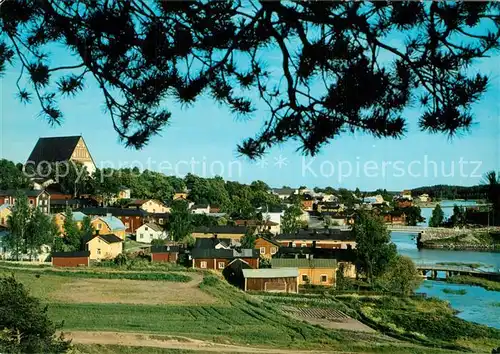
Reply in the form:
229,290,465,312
242,268,299,293
151,245,180,263
52,251,90,267
223,258,253,290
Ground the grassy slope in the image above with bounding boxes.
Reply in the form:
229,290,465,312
0,266,493,353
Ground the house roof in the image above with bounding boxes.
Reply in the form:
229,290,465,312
52,250,90,258
276,229,355,242
271,188,297,195
0,189,48,197
78,207,149,217
141,223,163,232
0,204,11,211
88,234,123,244
234,219,279,227
60,211,87,222
193,226,248,235
191,204,209,209
243,268,299,279
151,245,180,253
191,248,259,259
92,215,126,231
271,258,337,268
27,136,87,165
194,237,232,249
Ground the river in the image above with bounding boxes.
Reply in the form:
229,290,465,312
390,200,500,329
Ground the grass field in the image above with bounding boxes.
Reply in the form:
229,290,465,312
2,265,499,353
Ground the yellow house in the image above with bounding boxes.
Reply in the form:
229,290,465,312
90,214,127,239
271,258,337,287
192,226,251,240
54,211,87,234
86,234,123,260
127,199,170,214
0,204,12,227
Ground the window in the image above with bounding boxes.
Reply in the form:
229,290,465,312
320,275,328,283
159,218,164,224
97,223,102,230
270,247,277,255
150,233,153,238
145,227,148,231
29,200,34,205
301,243,307,248
125,216,129,219
260,247,266,255
125,223,130,228
200,261,207,269
302,274,309,282
218,262,225,269
139,233,143,239
97,248,101,255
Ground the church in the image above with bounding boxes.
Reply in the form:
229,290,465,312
26,136,96,174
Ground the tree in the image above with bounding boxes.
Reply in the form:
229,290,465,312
450,205,466,227
91,169,121,206
240,228,257,249
377,256,422,295
482,171,500,213
2,3,498,157
6,193,31,260
47,162,91,198
168,200,193,242
0,159,31,190
353,211,397,284
429,204,444,227
402,206,424,226
151,238,165,247
63,208,81,251
259,256,271,269
80,216,94,248
281,204,303,234
26,207,54,261
0,275,71,353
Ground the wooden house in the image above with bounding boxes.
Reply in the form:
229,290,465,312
0,189,51,214
191,248,259,271
275,229,356,249
242,268,299,293
86,234,123,260
192,226,250,240
254,236,280,258
271,258,338,287
90,214,127,239
52,251,90,267
125,199,170,214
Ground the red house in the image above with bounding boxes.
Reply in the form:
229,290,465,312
191,248,259,271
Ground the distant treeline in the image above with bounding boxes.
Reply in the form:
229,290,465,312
411,185,488,200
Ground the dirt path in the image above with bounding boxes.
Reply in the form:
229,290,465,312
67,331,354,353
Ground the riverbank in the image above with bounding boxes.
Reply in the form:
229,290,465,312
447,276,500,292
419,229,500,251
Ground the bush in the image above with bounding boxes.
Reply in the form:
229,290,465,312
0,275,71,353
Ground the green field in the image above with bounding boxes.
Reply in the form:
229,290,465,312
2,265,499,353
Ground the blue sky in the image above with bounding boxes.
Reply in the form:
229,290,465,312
1,40,499,191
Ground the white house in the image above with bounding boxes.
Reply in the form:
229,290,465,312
271,188,298,200
191,204,210,214
135,223,168,243
418,194,430,202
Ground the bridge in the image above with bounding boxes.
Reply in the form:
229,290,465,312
415,263,500,281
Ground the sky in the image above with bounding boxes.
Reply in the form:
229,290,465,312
1,29,499,192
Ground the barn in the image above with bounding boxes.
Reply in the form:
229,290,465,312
242,268,299,293
52,251,90,267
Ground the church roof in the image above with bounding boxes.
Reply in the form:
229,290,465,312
27,136,83,165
